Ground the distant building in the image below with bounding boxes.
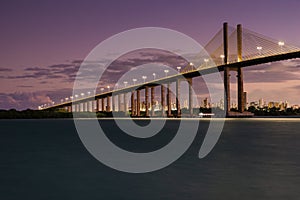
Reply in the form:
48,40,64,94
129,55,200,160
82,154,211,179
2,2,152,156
284,100,290,109
219,98,224,110
259,98,264,108
203,97,208,108
250,101,258,108
231,102,237,109
183,99,188,108
243,92,248,109
292,105,299,109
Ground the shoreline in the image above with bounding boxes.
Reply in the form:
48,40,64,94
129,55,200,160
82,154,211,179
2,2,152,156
1,116,300,120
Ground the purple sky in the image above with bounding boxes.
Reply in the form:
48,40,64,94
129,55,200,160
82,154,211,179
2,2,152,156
1,0,300,110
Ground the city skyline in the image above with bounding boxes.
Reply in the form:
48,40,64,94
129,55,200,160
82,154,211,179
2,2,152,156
1,0,300,110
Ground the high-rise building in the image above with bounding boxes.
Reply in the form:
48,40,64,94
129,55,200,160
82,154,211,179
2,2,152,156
219,98,224,110
183,99,188,108
203,97,208,108
243,92,247,109
284,100,290,109
259,98,264,108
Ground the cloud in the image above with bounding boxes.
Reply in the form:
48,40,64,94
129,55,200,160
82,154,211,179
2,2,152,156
2,62,81,83
48,64,73,68
0,92,53,110
0,67,13,72
7,74,37,79
291,84,300,90
0,87,77,110
25,67,47,71
2,49,189,86
243,60,300,83
17,85,33,88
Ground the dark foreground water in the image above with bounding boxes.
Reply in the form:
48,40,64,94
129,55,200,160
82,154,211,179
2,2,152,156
1,118,300,200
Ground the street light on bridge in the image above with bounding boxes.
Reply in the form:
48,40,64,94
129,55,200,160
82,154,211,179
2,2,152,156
204,59,209,67
142,76,147,83
220,55,225,64
100,88,104,93
177,66,181,73
123,81,128,87
107,85,110,91
257,46,262,56
152,73,156,80
278,41,284,52
164,69,169,77
132,78,137,85
278,41,285,46
189,62,194,70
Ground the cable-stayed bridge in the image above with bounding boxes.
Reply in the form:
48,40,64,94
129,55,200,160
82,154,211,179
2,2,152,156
40,23,300,117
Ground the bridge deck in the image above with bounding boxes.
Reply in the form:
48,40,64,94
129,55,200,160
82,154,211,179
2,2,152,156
43,50,300,110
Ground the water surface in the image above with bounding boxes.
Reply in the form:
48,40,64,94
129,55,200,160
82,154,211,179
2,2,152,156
0,119,300,200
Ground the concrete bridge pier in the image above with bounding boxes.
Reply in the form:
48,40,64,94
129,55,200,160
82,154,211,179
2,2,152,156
237,67,244,113
81,102,84,112
118,94,121,112
106,96,110,112
167,83,171,117
188,78,193,116
86,101,89,112
75,104,79,112
112,95,115,112
224,66,245,114
91,101,94,112
237,24,244,113
176,79,181,117
151,87,155,116
224,67,231,115
96,99,100,112
161,84,165,117
89,101,93,112
123,93,127,115
136,90,141,117
131,91,135,116
101,98,105,112
84,102,88,112
145,86,149,117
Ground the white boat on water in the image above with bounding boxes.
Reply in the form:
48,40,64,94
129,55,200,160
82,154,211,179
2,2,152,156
198,112,215,118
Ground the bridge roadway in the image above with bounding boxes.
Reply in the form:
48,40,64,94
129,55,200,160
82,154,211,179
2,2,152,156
44,50,300,111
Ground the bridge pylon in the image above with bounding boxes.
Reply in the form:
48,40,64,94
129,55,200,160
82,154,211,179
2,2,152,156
223,23,248,117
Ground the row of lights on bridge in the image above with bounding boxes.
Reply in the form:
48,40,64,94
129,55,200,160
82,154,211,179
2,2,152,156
256,41,285,53
218,41,285,62
39,64,197,109
39,39,285,110
40,40,287,110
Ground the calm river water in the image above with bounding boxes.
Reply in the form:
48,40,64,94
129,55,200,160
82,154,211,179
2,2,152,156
0,118,300,199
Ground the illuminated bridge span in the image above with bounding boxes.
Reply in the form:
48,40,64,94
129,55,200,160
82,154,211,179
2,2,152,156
41,23,300,117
